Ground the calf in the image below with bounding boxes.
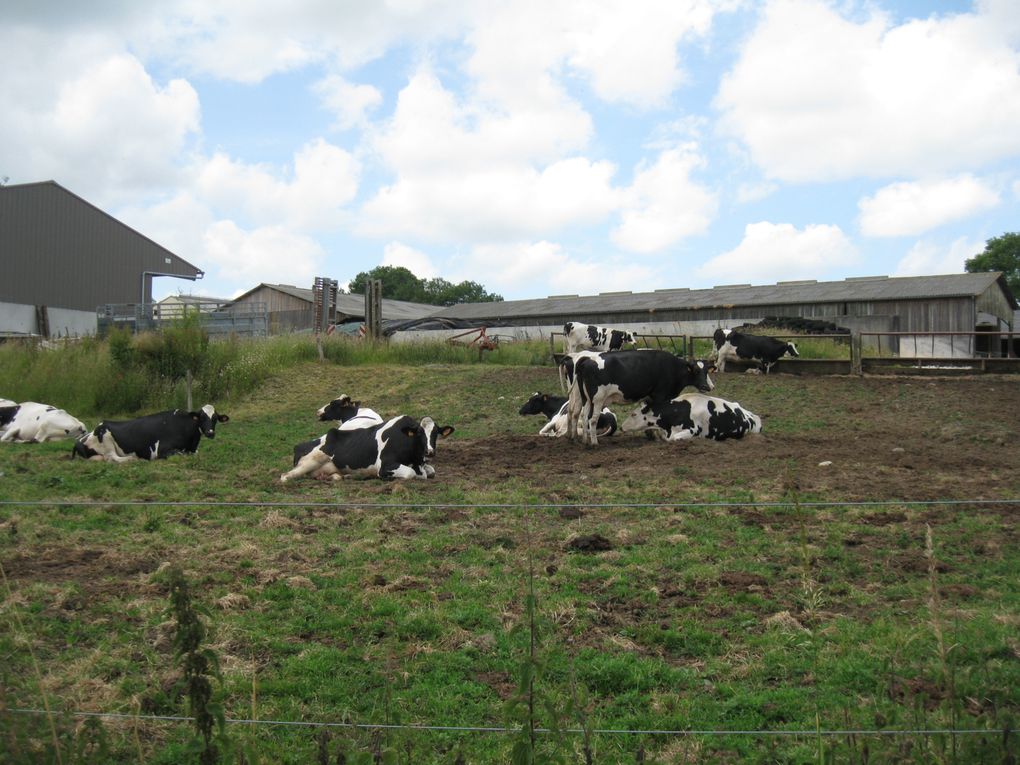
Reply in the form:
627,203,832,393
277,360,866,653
621,393,762,441
713,328,799,373
72,405,229,461
518,392,617,437
563,321,637,354
1,402,88,443
316,394,384,430
569,350,715,446
282,416,454,483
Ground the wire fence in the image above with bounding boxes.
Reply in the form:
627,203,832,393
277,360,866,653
4,707,1007,738
3,496,1018,762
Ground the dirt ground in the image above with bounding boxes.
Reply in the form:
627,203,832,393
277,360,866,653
435,374,1020,503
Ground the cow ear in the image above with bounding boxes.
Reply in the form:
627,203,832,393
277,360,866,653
189,412,201,421
439,426,455,438
217,414,230,422
402,426,418,438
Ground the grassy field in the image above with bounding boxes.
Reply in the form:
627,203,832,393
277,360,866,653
2,348,1019,763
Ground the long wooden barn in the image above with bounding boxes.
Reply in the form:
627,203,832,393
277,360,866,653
430,273,1016,336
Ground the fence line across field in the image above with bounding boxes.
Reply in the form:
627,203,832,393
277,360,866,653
3,498,1019,510
6,708,1004,739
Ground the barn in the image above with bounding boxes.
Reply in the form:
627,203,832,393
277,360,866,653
230,283,438,334
424,273,1016,355
0,181,204,338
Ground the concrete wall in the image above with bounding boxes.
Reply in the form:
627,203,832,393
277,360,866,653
0,301,97,337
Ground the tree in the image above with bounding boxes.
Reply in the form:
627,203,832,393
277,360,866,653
347,266,503,306
423,277,503,306
348,266,426,302
965,232,1020,299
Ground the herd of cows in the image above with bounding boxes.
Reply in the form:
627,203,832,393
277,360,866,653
0,322,800,481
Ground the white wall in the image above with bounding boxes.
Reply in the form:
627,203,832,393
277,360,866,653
0,301,97,337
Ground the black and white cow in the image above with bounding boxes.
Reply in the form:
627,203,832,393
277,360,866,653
621,393,762,441
518,392,617,438
563,321,637,354
72,405,229,461
713,328,799,373
316,394,384,430
281,416,454,482
568,349,715,446
0,402,88,443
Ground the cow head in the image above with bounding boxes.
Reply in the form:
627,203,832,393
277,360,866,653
317,394,361,422
621,402,659,433
71,432,98,459
691,360,716,392
712,328,731,350
519,392,549,416
402,416,455,460
195,405,230,438
786,341,800,358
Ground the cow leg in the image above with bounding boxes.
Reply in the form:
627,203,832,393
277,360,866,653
380,463,425,480
281,447,332,483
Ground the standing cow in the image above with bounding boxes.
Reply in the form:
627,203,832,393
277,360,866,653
713,328,799,373
621,393,762,441
568,349,715,446
563,321,637,354
72,405,229,461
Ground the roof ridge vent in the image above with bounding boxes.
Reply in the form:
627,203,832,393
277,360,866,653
654,287,690,292
548,294,579,299
844,275,889,281
713,283,752,289
777,279,817,285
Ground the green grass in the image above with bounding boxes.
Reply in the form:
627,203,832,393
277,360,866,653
1,353,1019,763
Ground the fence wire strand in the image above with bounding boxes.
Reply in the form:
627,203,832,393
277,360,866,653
5,708,1003,738
2,498,1019,509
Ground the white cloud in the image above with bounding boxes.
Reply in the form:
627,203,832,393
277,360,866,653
381,242,438,279
195,139,359,229
202,220,326,289
455,241,658,298
1,48,199,203
735,181,778,205
893,237,983,277
611,144,717,253
716,0,1020,181
313,75,383,130
465,0,719,110
360,68,619,241
858,176,1000,237
697,221,858,283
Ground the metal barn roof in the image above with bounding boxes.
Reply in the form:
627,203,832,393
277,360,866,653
233,283,438,321
430,272,1015,321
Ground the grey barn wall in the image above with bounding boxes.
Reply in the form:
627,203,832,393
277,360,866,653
1,182,201,314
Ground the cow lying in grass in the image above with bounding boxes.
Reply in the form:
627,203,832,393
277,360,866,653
621,393,762,441
518,392,617,438
1,401,88,443
281,416,454,482
72,405,229,461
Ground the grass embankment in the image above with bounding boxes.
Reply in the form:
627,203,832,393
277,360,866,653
1,338,1018,763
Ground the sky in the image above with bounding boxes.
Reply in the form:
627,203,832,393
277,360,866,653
3,0,1020,303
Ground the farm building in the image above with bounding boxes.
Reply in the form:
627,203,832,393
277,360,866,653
422,272,1017,356
155,294,233,318
0,181,204,338
230,283,438,334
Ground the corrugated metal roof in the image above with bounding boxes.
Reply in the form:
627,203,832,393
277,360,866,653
431,273,1011,321
234,283,438,320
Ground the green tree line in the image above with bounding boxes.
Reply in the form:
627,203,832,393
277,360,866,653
347,265,503,306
